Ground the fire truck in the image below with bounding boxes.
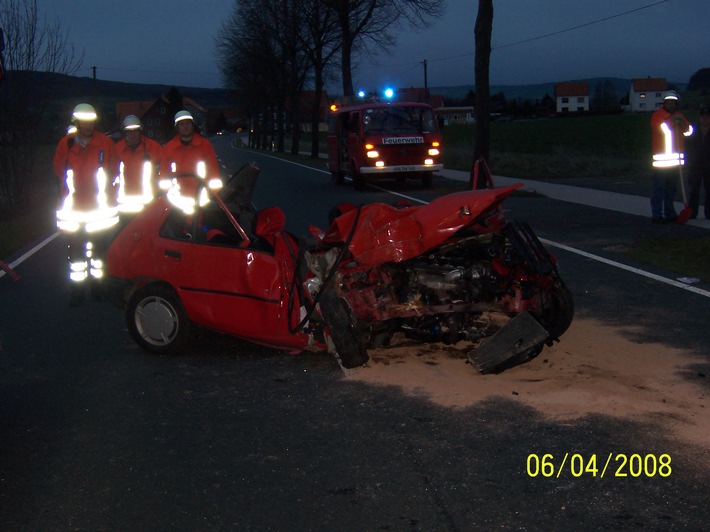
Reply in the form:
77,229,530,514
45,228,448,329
326,100,443,189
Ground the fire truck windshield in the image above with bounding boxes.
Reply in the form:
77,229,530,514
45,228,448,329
362,106,437,135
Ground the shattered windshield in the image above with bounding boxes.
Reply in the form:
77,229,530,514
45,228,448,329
362,106,436,135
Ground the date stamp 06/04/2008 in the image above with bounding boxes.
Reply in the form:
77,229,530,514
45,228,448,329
526,453,672,479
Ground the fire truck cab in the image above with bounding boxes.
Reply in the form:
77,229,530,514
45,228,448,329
327,101,443,189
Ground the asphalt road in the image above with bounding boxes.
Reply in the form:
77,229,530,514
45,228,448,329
1,137,709,530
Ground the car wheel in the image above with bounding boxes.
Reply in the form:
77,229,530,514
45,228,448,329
319,290,369,368
539,281,574,340
126,284,191,355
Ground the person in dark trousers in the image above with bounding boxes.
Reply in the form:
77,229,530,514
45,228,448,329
649,91,692,223
687,105,710,219
53,103,119,305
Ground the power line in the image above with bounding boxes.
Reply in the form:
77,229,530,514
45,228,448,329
493,0,668,51
384,0,669,69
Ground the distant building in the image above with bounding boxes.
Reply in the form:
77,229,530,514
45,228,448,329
554,81,589,113
627,77,668,112
114,96,209,143
435,106,475,125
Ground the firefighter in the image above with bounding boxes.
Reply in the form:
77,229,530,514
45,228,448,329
114,114,163,219
650,90,693,223
159,110,221,212
53,103,119,306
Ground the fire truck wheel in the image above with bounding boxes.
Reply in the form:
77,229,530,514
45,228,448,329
331,171,345,185
126,284,192,355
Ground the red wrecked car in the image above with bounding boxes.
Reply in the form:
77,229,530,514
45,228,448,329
104,163,573,373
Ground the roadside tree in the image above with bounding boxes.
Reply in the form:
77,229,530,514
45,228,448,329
688,67,710,93
472,0,493,184
0,0,82,219
218,0,312,155
322,0,445,98
301,0,340,158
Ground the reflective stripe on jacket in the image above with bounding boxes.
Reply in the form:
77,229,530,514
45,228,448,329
53,131,117,212
651,108,692,168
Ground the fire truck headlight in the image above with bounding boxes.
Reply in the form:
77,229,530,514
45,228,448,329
428,148,440,156
424,159,434,166
375,161,385,168
367,150,379,158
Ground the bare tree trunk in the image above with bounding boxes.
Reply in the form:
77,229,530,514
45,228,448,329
339,15,354,98
471,0,493,188
0,0,81,218
310,77,324,158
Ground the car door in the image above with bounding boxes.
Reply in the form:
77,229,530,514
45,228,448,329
155,202,286,343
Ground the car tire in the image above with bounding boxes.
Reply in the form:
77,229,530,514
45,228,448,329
126,284,191,355
319,290,369,368
540,281,574,340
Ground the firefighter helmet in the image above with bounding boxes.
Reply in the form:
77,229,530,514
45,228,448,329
122,114,142,131
664,90,680,101
174,110,194,125
72,103,97,122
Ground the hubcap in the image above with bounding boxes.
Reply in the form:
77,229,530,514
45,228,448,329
135,296,179,346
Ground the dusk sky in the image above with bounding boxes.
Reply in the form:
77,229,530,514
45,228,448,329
32,0,709,93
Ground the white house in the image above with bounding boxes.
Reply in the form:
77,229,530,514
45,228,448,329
435,106,475,125
627,78,667,112
554,82,590,113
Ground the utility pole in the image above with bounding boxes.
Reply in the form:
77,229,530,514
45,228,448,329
422,59,429,103
92,66,97,106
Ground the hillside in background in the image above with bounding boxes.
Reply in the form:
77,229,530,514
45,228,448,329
20,71,239,107
430,77,687,102
3,71,692,139
9,71,688,110
2,71,238,137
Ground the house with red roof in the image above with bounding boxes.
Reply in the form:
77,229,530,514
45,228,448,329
554,81,590,113
627,77,668,112
114,96,209,143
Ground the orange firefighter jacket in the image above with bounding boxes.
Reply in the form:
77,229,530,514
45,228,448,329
650,107,692,169
114,135,164,210
160,133,220,196
53,131,118,212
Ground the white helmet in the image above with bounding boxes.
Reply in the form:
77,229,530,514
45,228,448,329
664,90,680,101
174,110,194,125
72,103,97,122
122,114,142,131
